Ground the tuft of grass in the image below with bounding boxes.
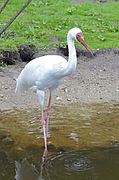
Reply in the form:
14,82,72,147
0,0,119,50
0,62,7,69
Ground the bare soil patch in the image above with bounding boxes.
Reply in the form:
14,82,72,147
0,48,119,110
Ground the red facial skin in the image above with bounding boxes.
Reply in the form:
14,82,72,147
76,32,94,57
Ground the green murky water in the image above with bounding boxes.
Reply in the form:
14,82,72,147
0,103,119,180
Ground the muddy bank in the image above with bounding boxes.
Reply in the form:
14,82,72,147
0,48,119,110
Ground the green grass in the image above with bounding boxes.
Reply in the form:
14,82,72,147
0,0,119,50
0,62,7,69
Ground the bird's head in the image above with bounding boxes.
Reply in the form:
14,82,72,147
68,27,94,57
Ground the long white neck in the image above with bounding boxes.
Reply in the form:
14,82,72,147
64,36,77,76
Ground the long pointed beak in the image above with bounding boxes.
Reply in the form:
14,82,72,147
81,40,94,57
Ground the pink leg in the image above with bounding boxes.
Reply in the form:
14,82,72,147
41,110,48,152
45,94,52,138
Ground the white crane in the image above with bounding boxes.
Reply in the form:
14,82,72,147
15,27,93,153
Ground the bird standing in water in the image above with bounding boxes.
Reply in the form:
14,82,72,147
16,27,93,153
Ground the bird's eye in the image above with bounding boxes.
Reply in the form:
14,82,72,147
76,32,84,42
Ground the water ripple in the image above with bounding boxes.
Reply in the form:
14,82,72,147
42,151,94,179
64,155,92,172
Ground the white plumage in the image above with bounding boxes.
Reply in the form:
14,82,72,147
16,55,67,92
16,27,93,156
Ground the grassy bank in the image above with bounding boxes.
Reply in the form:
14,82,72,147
0,0,119,50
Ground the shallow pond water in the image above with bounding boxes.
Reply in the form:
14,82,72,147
0,103,119,180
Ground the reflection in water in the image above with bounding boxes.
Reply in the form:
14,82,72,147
0,103,119,179
15,158,47,180
14,148,48,180
15,159,40,180
12,147,119,180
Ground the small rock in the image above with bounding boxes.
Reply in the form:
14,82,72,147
69,132,79,143
64,88,68,93
15,147,24,152
56,96,62,101
111,140,119,147
103,67,106,71
0,94,4,98
67,98,71,101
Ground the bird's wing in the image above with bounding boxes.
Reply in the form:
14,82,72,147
16,55,67,92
